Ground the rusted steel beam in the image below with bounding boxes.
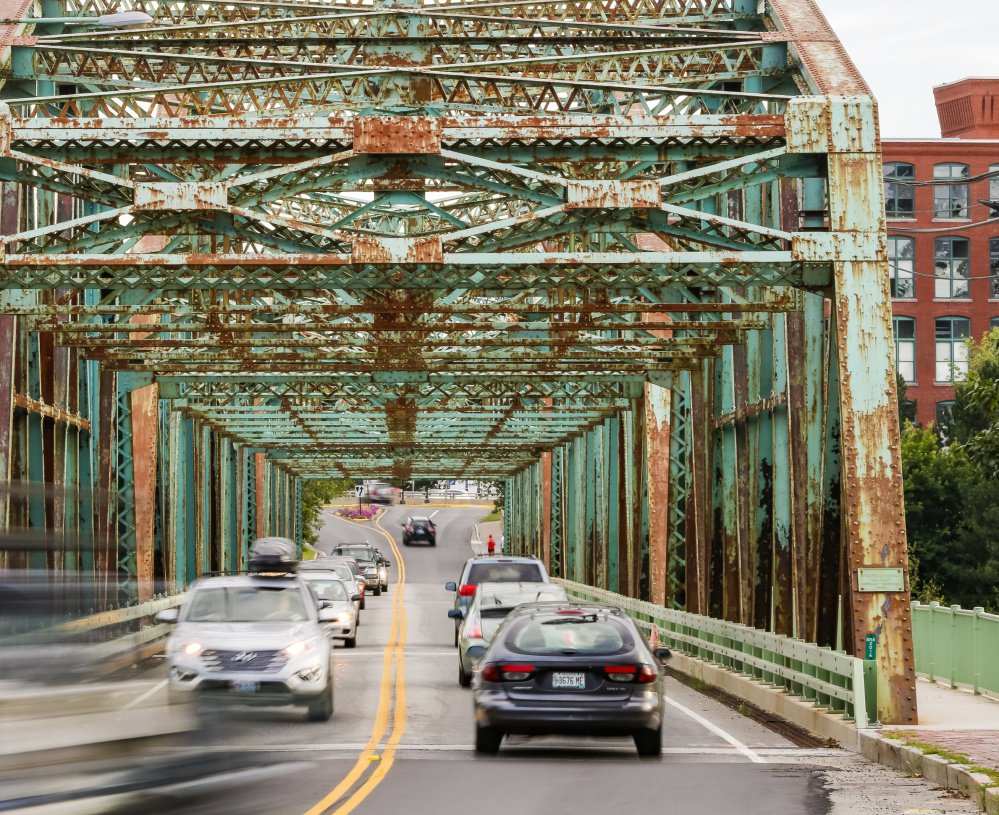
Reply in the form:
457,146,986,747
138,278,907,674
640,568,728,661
12,392,91,430
130,383,158,601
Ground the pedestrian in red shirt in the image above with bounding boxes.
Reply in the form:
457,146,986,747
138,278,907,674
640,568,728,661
487,534,496,555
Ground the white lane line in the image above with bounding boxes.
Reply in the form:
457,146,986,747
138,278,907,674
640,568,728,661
182,743,837,757
123,679,168,709
663,696,766,764
429,510,439,518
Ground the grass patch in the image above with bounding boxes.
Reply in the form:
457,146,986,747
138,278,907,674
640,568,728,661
479,510,502,523
886,735,999,785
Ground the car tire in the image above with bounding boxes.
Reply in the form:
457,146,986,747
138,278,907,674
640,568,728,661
458,660,471,688
430,539,436,547
474,725,502,755
381,582,389,592
360,597,366,610
633,727,662,758
344,635,357,649
372,585,381,597
306,684,334,722
454,626,459,647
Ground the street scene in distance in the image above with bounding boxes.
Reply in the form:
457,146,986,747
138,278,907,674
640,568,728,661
1,0,998,813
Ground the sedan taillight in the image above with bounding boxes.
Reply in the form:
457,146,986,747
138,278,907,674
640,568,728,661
604,664,658,683
480,663,535,682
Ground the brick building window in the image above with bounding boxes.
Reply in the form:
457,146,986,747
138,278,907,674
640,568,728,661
935,237,970,298
935,317,970,382
992,316,999,331
991,238,999,299
893,317,916,383
888,236,914,299
936,401,955,434
884,162,915,218
933,163,970,218
990,164,999,208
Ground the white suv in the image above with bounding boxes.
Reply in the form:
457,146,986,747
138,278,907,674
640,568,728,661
158,574,336,721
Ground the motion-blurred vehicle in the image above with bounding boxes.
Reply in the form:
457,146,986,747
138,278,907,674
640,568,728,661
444,556,549,646
360,482,400,505
300,573,359,648
330,544,389,596
158,538,336,721
300,557,365,613
402,516,436,547
471,601,671,756
451,581,568,687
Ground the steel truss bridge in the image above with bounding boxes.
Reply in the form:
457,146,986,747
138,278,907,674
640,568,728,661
0,0,917,722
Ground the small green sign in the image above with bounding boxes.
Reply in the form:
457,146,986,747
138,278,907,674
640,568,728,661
865,634,877,661
857,567,905,593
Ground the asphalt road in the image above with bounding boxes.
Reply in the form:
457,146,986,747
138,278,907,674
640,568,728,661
83,506,979,815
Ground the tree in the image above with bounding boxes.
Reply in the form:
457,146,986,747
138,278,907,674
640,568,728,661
900,330,999,611
897,373,918,429
300,479,354,548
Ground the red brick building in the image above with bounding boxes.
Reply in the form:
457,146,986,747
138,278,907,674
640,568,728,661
885,78,999,427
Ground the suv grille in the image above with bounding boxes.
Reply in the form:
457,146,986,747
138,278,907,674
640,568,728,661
201,649,286,673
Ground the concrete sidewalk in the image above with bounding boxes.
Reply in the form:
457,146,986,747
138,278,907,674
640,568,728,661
470,520,503,555
883,679,999,776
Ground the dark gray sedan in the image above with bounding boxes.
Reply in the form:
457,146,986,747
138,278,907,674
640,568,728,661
471,601,670,757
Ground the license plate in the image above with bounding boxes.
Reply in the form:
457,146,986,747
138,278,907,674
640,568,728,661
552,672,586,690
231,680,258,694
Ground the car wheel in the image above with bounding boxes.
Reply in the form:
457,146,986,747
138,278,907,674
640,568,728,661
430,539,436,547
372,585,381,597
454,626,459,647
458,660,471,688
474,725,502,755
344,635,357,649
381,582,389,592
633,727,662,758
306,684,334,722
360,597,366,610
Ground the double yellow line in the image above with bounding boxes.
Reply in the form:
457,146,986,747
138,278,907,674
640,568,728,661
303,515,408,815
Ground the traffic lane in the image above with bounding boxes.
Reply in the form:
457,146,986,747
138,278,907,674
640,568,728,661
388,504,488,586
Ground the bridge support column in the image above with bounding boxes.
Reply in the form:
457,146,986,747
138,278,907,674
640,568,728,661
823,96,918,725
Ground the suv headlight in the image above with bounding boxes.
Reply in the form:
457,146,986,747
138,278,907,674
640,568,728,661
333,610,354,624
169,640,203,657
283,637,323,658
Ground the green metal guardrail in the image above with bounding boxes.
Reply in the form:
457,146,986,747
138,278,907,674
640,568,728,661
911,602,999,700
2,594,185,670
555,579,877,729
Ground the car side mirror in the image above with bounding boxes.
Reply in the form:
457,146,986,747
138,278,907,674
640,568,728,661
384,562,391,568
447,609,464,619
351,594,362,602
445,581,457,592
653,647,672,661
155,608,179,624
318,608,339,622
318,600,332,609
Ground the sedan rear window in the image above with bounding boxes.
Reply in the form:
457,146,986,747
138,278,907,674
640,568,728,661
505,616,633,656
466,563,544,585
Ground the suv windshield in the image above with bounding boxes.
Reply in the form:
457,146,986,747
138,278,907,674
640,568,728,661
185,586,309,623
506,616,632,656
335,546,375,563
466,562,544,585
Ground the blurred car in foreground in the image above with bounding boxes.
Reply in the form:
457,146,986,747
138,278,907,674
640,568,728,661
445,556,549,646
300,573,359,647
471,601,671,756
158,538,337,721
452,581,568,687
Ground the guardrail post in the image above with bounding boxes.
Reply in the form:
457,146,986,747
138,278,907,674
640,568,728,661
949,604,959,689
972,607,983,696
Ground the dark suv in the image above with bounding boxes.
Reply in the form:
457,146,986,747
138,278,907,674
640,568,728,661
330,544,388,596
402,516,437,547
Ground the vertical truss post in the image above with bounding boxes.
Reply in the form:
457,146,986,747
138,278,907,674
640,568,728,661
748,322,775,630
645,380,671,605
605,416,620,591
218,436,235,574
817,96,917,724
718,338,742,623
549,446,564,578
242,448,256,557
686,364,711,615
503,477,513,555
771,312,793,635
254,453,266,539
668,373,690,610
619,403,640,598
818,320,844,649
541,451,552,572
130,379,158,600
295,477,303,554
566,435,584,582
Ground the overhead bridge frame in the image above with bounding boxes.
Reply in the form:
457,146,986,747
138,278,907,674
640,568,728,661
0,0,915,723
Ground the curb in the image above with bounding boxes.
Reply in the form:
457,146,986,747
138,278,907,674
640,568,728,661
857,731,999,813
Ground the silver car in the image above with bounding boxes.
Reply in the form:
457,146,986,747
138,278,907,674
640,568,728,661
451,582,568,687
157,574,336,721
301,558,365,615
300,573,359,648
